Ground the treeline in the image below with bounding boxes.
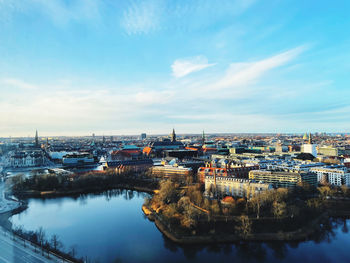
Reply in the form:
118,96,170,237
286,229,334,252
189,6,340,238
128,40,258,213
12,226,81,262
10,169,158,194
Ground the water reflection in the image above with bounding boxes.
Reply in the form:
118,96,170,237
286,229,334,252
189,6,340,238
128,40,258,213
160,215,350,263
9,191,350,263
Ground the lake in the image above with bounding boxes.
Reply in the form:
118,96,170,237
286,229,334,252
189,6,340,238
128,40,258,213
10,190,350,263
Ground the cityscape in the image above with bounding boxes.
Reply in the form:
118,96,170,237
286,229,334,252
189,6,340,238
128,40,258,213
1,130,350,262
1,0,350,263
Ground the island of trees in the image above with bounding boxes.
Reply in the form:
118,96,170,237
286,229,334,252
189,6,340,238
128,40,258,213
143,178,350,243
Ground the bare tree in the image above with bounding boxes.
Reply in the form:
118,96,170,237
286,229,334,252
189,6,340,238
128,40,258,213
235,215,252,238
69,245,77,258
36,227,46,255
272,201,287,218
250,192,266,219
50,234,62,251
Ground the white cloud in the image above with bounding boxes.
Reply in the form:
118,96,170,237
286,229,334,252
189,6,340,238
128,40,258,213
171,56,216,78
168,46,307,101
3,45,343,136
0,80,178,135
215,46,306,90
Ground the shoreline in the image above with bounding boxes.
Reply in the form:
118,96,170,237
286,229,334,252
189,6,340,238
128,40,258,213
0,203,28,231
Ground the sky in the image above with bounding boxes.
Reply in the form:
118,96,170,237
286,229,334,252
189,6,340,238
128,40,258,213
0,0,349,137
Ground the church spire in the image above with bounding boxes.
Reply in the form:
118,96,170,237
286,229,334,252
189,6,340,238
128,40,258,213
171,128,176,142
35,130,39,148
202,130,205,145
308,133,313,144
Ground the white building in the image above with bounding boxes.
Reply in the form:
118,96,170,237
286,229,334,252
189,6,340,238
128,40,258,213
205,176,272,198
302,133,318,157
310,167,350,186
62,153,95,167
302,144,318,158
6,150,47,168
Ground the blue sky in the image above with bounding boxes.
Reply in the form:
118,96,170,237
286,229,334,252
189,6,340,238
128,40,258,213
0,0,349,136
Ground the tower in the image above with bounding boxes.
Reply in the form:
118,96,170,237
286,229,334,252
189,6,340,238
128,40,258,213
303,132,308,140
202,130,205,145
171,128,176,142
308,133,313,144
35,130,39,148
303,132,317,157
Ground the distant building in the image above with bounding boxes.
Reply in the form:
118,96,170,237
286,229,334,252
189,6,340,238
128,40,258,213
35,130,40,148
143,130,184,157
205,176,272,198
302,133,317,157
7,150,47,168
318,146,338,157
201,130,205,145
197,165,259,183
111,148,142,161
171,129,176,142
62,153,95,167
229,147,246,154
151,165,192,177
310,167,350,186
164,149,198,159
107,146,153,171
141,133,147,140
249,170,317,188
275,142,288,153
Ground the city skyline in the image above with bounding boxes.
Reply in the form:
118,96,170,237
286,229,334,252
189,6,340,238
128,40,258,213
1,0,350,136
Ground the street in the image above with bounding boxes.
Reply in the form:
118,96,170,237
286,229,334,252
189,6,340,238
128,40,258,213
0,228,57,263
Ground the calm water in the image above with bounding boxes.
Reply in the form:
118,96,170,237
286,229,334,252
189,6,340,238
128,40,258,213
10,190,350,263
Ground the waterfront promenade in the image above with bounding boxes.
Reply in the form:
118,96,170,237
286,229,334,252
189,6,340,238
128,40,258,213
0,227,58,263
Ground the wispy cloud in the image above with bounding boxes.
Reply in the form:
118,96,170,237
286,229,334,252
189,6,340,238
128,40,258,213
120,0,258,35
169,46,307,102
171,56,216,78
1,78,38,90
0,0,102,27
215,46,307,90
121,0,162,35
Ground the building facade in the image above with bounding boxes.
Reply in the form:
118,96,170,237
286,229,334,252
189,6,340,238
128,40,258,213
151,165,192,177
309,167,350,186
204,176,272,198
197,165,259,183
7,150,47,168
249,170,317,188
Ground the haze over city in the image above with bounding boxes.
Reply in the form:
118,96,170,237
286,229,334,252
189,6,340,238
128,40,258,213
1,0,350,137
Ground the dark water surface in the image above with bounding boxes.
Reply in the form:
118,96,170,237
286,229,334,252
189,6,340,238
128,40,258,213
10,190,350,263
